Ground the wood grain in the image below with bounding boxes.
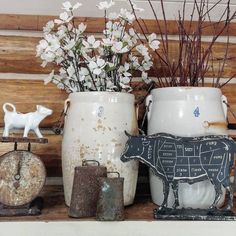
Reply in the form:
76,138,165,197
0,79,67,127
0,14,236,36
0,79,235,127
0,35,235,78
0,185,155,221
0,185,235,221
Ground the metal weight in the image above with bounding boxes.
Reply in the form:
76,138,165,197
96,172,125,221
68,160,107,218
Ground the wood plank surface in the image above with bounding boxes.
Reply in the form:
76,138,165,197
0,185,235,221
0,79,235,127
0,185,154,221
0,79,67,127
0,35,235,78
1,14,236,36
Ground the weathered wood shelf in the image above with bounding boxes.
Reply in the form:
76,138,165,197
0,137,48,144
1,185,236,222
0,185,155,222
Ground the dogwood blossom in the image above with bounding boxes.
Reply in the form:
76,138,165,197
89,58,106,75
64,39,76,50
111,42,129,54
97,1,115,10
130,1,144,12
133,3,144,12
67,64,76,78
119,8,135,23
62,1,82,11
83,36,100,49
129,54,140,70
142,71,152,84
54,12,73,24
148,33,160,50
43,21,54,33
102,38,114,47
78,23,87,34
37,1,160,93
118,63,132,77
136,44,149,56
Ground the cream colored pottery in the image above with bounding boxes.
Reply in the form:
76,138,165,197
146,87,228,208
62,92,139,206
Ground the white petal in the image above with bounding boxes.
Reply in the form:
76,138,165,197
122,77,130,84
60,12,69,21
82,40,90,48
44,70,54,85
41,61,48,68
124,62,130,71
89,61,98,69
78,23,86,33
54,19,63,25
87,35,95,45
62,1,72,11
73,2,82,9
93,68,102,75
97,58,105,67
93,41,100,48
142,71,148,80
79,67,89,76
150,40,160,50
123,72,132,77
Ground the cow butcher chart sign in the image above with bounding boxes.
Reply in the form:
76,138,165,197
159,140,228,181
121,132,236,214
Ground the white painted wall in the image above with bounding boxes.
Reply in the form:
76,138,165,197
1,221,236,236
0,0,235,20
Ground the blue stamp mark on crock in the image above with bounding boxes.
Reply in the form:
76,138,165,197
98,106,104,117
193,107,200,117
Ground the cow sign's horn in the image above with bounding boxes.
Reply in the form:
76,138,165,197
124,131,133,138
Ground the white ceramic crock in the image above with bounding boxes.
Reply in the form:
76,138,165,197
146,87,228,208
62,92,139,206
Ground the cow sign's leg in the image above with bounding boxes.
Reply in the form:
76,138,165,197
222,176,233,211
223,185,233,210
172,181,179,209
159,180,169,210
210,182,222,209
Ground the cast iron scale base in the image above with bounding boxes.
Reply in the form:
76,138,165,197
0,137,47,216
154,207,236,221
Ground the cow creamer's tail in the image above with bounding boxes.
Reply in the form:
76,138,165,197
3,103,16,113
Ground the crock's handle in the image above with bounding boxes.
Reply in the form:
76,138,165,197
221,95,228,119
64,98,70,116
145,94,153,121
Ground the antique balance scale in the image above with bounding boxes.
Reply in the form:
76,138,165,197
0,137,47,216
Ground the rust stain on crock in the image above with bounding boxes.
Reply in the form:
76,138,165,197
80,144,90,160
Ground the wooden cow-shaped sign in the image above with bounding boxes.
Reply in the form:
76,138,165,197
120,132,236,210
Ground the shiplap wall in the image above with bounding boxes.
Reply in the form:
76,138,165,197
0,0,236,178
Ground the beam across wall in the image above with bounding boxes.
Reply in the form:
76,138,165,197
0,14,236,36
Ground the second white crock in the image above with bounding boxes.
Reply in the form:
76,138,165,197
146,87,228,208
